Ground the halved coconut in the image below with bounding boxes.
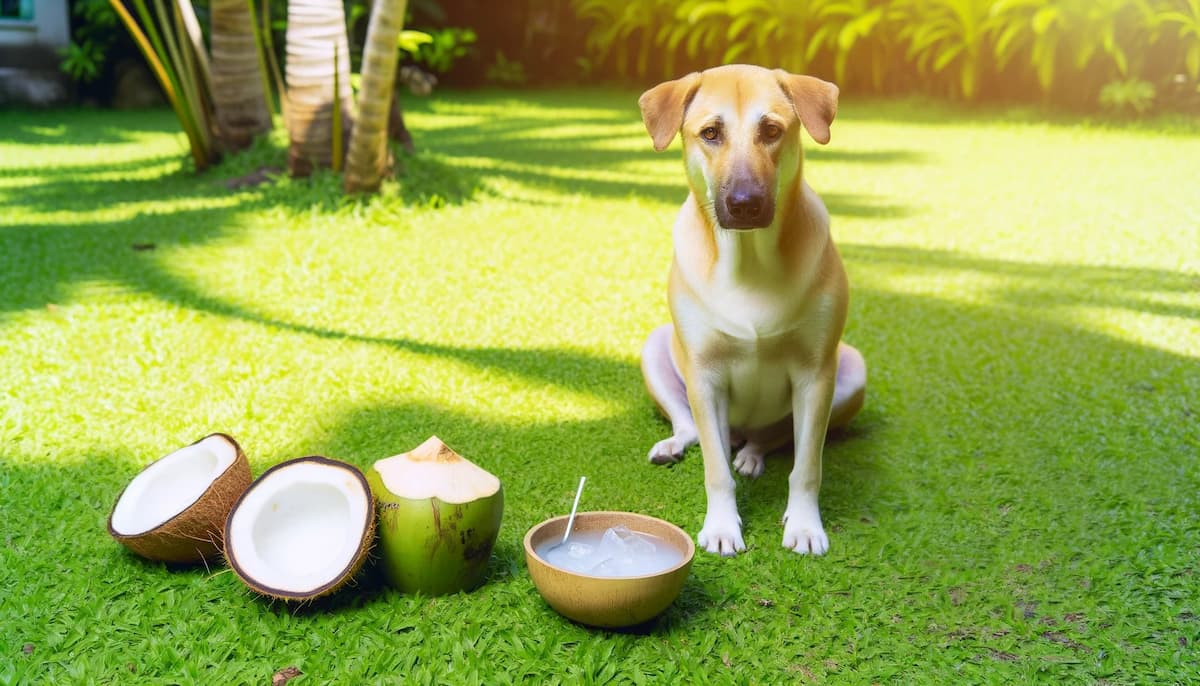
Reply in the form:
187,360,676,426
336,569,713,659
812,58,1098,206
108,433,252,563
224,456,375,601
368,436,503,595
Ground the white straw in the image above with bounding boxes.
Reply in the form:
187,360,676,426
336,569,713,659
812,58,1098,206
561,476,587,544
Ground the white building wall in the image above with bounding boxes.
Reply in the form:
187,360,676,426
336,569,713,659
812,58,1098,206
0,0,70,48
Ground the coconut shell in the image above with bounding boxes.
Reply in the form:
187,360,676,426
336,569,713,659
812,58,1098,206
107,433,252,564
223,456,376,602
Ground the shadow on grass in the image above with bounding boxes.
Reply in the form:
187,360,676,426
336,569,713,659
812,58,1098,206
845,243,1200,320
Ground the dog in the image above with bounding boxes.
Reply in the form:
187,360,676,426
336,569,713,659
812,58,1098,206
637,64,867,556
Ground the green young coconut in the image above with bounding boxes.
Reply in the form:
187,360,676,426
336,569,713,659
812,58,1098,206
367,436,503,595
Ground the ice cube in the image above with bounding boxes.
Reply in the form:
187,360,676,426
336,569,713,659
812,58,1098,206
541,528,677,577
565,541,593,559
588,557,619,575
620,527,657,555
600,526,657,558
591,526,660,575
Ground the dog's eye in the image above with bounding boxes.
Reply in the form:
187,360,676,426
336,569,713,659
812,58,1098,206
700,126,720,142
762,123,783,141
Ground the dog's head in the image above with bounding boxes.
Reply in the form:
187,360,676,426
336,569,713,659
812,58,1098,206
639,65,838,230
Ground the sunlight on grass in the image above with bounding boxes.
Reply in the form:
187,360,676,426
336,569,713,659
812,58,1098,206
1,135,185,168
1065,307,1200,356
34,195,250,225
20,124,68,138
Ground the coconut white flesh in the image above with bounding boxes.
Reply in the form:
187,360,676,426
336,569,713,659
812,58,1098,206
373,436,500,504
228,461,370,594
110,435,237,536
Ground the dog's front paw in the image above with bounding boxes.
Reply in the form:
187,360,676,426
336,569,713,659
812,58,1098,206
781,516,829,555
648,436,688,465
697,512,746,556
732,446,765,478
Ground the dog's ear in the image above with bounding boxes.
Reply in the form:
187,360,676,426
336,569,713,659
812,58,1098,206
774,71,839,145
638,72,701,152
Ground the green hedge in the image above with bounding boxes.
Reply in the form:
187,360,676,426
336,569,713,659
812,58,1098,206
573,0,1200,112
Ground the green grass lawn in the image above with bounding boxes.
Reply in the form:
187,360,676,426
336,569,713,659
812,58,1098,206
1,91,1198,684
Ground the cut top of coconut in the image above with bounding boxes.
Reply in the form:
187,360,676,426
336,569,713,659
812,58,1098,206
373,436,501,504
225,458,372,597
110,434,240,536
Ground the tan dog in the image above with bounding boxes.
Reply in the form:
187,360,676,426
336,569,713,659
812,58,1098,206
638,64,867,556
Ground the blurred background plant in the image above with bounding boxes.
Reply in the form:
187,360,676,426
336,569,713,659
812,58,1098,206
894,0,993,100
987,0,1150,105
806,0,901,93
1151,0,1200,109
60,0,117,83
400,26,475,73
1099,76,1157,115
561,0,1200,113
483,50,526,85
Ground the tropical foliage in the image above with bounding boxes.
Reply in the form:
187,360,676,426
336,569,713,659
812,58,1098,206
61,0,119,83
108,0,221,170
572,0,1200,109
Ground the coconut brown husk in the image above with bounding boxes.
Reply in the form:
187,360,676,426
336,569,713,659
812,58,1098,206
107,433,252,564
223,456,376,601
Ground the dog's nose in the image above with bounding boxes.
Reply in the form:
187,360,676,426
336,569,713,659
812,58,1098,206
725,190,766,222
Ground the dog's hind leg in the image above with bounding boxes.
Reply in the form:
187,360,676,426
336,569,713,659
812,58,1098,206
641,324,698,464
829,342,867,430
733,420,791,479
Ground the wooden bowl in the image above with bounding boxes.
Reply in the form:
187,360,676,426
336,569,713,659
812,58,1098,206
524,511,695,628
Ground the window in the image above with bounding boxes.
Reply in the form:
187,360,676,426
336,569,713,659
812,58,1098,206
0,0,33,21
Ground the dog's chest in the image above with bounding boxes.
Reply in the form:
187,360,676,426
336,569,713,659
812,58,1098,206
725,349,793,429
703,286,800,339
680,283,826,429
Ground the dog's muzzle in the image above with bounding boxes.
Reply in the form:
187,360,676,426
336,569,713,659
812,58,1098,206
717,184,774,230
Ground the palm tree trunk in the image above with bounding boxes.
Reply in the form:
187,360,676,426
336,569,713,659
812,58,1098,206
344,0,408,193
285,0,354,176
210,0,271,150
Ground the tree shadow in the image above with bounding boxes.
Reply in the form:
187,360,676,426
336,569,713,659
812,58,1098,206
843,243,1200,321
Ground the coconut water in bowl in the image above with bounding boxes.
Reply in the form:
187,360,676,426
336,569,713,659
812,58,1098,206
536,525,684,577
